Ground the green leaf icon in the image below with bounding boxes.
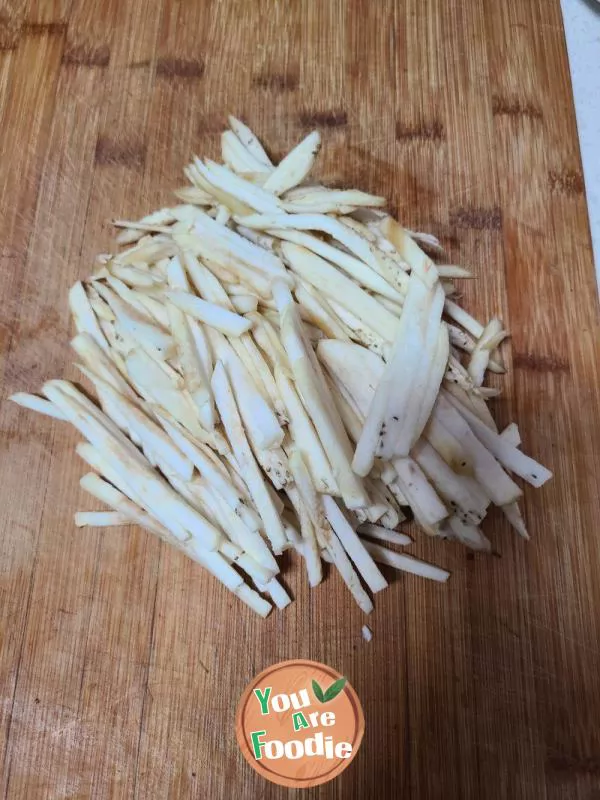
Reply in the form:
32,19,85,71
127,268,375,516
323,677,347,702
312,679,326,703
312,676,347,703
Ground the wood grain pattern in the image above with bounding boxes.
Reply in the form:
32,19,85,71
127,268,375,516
0,1,598,798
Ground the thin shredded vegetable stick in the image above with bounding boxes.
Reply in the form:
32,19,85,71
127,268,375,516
362,540,450,582
228,116,274,168
75,511,132,527
10,393,66,420
357,523,412,547
69,281,109,352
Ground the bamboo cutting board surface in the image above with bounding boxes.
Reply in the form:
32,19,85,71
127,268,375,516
1,1,599,798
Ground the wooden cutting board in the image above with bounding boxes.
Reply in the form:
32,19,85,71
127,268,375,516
1,1,598,798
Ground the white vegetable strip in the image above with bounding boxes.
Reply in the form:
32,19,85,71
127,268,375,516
167,255,191,291
443,391,552,488
155,414,260,532
185,162,254,216
357,523,412,547
75,511,131,527
194,476,278,571
166,291,251,336
443,379,499,432
326,375,364,444
412,438,488,525
326,300,388,358
188,318,213,381
362,540,450,583
124,349,206,439
173,186,213,205
193,547,272,617
444,298,484,339
221,130,272,175
448,324,505,374
228,116,274,168
241,212,386,276
83,372,194,480
238,333,288,422
500,422,521,447
86,283,114,322
268,227,402,301
282,242,399,342
104,275,161,319
210,333,284,449
286,452,323,586
437,265,473,279
197,159,282,214
95,283,173,360
294,285,351,342
322,495,388,593
212,361,287,553
353,274,436,475
446,516,492,551
275,368,337,494
468,318,506,387
221,546,275,588
45,382,222,550
166,302,214,425
274,282,367,508
317,340,384,420
315,521,374,614
502,501,529,540
191,211,290,282
383,284,445,459
110,264,164,288
10,393,65,420
377,217,439,288
415,322,450,436
283,188,386,214
69,281,108,352
263,578,292,610
430,397,522,506
181,250,234,309
231,295,258,314
79,471,177,539
263,131,321,195
393,457,449,529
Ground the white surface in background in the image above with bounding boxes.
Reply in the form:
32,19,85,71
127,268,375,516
561,0,600,287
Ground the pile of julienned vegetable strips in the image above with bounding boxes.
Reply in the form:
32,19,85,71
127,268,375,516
11,117,552,617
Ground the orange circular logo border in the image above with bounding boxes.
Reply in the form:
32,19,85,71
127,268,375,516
235,659,365,788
